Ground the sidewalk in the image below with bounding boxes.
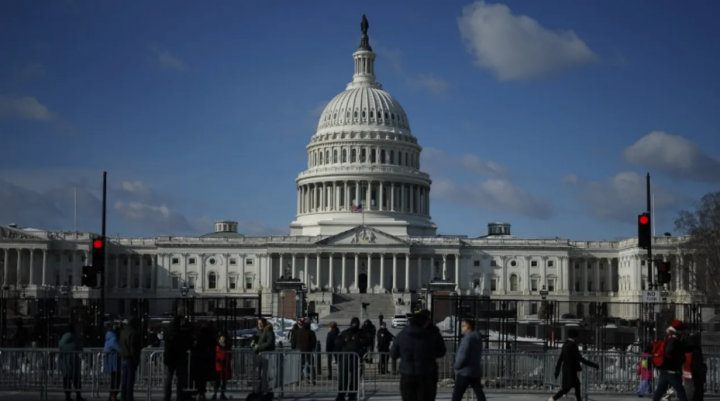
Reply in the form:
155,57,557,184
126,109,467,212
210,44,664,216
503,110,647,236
2,391,716,401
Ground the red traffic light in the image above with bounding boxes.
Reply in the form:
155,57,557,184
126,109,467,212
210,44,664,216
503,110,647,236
93,239,104,249
639,215,649,225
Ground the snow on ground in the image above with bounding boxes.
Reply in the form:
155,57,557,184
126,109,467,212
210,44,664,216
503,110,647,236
266,317,322,346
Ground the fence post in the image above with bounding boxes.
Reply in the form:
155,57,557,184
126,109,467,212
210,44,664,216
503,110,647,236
582,366,589,401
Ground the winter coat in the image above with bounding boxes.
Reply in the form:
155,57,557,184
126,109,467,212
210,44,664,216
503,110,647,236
555,340,599,388
376,328,394,352
58,332,83,376
255,324,276,353
215,343,233,379
192,325,218,382
103,331,121,374
658,333,686,372
454,331,482,378
295,322,317,352
163,323,193,368
326,327,340,352
637,352,652,380
334,327,369,356
390,322,446,377
119,317,142,364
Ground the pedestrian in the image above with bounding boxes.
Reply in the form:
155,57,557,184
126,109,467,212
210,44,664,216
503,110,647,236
334,317,368,401
682,333,706,401
549,329,599,401
58,324,85,401
390,310,446,401
378,314,384,326
163,316,194,401
651,320,688,401
376,322,394,374
252,318,276,397
104,324,121,401
361,319,376,354
120,317,142,401
193,321,218,401
636,346,653,397
326,322,340,380
213,332,233,400
295,319,318,384
289,323,300,349
452,319,486,401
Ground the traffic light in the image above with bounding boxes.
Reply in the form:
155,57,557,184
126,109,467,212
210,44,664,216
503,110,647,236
91,236,106,288
638,213,651,249
81,265,97,287
658,261,671,285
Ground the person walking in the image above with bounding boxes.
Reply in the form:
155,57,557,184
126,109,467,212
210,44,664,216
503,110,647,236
378,314,384,326
682,333,706,401
390,310,446,401
252,318,276,397
120,317,142,401
376,322,394,374
637,346,653,397
334,317,368,401
549,329,599,401
326,322,340,380
451,319,486,401
193,321,217,400
296,319,318,384
104,324,122,401
652,320,688,401
58,325,85,401
163,316,194,401
212,332,233,400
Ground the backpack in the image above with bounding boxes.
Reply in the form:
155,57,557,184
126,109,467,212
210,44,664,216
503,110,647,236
651,340,666,367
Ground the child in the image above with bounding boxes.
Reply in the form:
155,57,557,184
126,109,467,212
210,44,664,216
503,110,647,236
637,346,653,397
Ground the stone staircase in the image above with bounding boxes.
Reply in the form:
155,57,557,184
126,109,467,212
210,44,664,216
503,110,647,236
324,293,397,323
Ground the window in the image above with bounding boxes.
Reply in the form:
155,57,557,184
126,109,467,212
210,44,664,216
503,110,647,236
389,150,394,164
491,260,497,267
229,276,237,290
548,261,554,267
246,258,254,266
230,258,237,265
370,149,376,163
575,281,580,292
325,150,329,164
354,111,358,118
587,281,593,291
209,258,216,265
333,150,338,163
370,111,374,118
575,263,579,269
531,278,538,291
531,260,538,267
189,257,197,265
600,281,605,292
547,279,555,292
398,152,402,165
172,258,179,265
208,272,217,289
473,260,480,267
380,149,386,163
188,276,196,289
319,152,323,164
342,149,347,163
491,278,497,291
245,276,254,290
360,149,366,162
351,149,357,162
146,276,151,289
531,302,538,315
362,111,366,118
510,260,517,267
509,274,518,291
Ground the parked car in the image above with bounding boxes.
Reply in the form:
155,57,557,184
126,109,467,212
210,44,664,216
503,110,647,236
391,314,409,328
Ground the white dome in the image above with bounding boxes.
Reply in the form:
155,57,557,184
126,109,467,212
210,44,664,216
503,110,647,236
317,86,411,134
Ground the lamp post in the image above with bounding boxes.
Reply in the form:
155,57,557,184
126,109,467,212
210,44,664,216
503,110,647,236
280,291,286,333
295,294,300,319
180,285,188,320
539,285,549,349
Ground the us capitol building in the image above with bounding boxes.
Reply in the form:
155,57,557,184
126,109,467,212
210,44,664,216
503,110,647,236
0,18,701,320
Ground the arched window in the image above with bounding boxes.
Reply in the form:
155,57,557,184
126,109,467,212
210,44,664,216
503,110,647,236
370,110,374,118
342,149,347,163
398,152,402,166
389,150,394,164
351,149,357,163
405,152,409,166
325,150,330,164
370,149,376,163
319,151,323,165
360,148,366,163
380,149,386,163
362,110,366,118
208,272,217,289
509,274,518,291
333,149,338,163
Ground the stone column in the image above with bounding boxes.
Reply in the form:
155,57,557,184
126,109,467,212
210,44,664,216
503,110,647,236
367,253,372,293
455,254,461,291
127,254,133,289
151,254,158,291
329,253,334,291
304,254,309,288
390,183,395,211
341,254,347,292
139,254,144,289
2,248,8,285
411,254,417,290
380,254,385,291
28,249,35,286
442,254,447,280
115,254,120,289
16,248,22,286
41,249,47,286
291,254,297,279
354,254,359,291
316,253,321,291
392,254,397,293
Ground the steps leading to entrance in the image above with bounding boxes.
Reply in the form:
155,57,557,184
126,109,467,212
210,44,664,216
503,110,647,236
324,293,397,323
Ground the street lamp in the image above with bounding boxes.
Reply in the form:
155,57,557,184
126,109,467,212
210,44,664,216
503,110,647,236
539,285,550,349
180,285,188,297
295,294,300,319
280,291,286,334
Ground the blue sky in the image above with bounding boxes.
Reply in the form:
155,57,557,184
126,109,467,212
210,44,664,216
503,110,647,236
1,0,719,240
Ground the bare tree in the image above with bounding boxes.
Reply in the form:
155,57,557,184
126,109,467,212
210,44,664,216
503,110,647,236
674,191,720,304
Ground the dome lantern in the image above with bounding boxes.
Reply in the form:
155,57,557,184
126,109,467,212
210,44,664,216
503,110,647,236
348,15,380,90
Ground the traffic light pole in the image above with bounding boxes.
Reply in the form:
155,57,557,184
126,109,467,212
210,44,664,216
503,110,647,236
646,173,653,288
101,172,107,324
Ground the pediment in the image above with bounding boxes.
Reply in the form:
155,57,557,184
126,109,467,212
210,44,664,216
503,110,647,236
316,225,409,246
0,226,42,241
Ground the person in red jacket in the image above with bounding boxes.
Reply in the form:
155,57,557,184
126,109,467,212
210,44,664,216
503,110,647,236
212,332,233,400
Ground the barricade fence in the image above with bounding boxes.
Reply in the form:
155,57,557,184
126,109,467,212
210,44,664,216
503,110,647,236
0,348,717,400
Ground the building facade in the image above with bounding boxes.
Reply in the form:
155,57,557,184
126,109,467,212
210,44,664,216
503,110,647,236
0,19,702,319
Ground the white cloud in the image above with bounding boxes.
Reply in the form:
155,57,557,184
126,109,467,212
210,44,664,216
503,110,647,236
623,131,720,183
576,171,685,222
433,178,555,219
114,200,193,233
149,45,186,71
562,174,578,186
0,95,58,121
120,181,150,195
457,1,598,81
423,147,509,179
406,74,449,95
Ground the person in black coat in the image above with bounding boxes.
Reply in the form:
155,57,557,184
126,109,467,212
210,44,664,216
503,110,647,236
390,310,446,401
326,322,340,380
162,316,193,401
334,317,369,401
376,322,394,374
192,321,217,399
550,329,599,401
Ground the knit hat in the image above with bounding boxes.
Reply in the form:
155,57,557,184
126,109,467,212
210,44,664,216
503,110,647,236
667,319,685,332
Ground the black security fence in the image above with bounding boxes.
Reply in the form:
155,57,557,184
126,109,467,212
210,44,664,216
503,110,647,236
0,295,261,348
430,294,713,353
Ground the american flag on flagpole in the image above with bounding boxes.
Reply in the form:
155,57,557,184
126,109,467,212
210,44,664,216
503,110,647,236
351,204,363,213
